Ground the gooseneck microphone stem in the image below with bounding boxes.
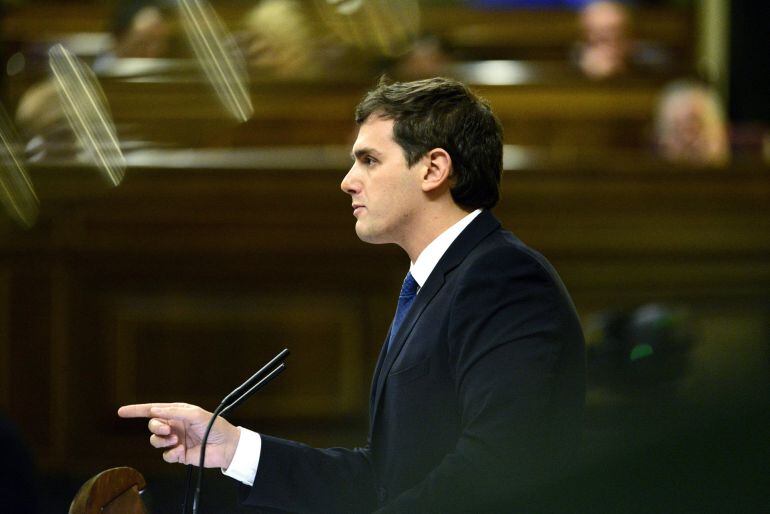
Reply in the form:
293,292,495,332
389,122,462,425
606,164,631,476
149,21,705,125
191,399,228,514
220,362,286,416
182,348,289,514
182,465,193,514
221,349,290,407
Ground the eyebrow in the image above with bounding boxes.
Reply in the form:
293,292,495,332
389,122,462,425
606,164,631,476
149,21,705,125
351,147,381,160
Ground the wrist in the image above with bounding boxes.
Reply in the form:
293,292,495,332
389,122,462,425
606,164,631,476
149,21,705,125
223,426,241,470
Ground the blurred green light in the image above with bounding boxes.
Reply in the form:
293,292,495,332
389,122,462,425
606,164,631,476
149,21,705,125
630,343,654,361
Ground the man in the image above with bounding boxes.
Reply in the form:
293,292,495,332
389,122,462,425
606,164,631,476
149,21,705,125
119,77,585,512
577,0,632,80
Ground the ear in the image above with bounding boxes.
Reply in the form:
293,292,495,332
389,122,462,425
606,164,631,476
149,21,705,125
419,148,452,193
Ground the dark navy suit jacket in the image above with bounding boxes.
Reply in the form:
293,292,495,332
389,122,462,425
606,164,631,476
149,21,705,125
242,210,585,513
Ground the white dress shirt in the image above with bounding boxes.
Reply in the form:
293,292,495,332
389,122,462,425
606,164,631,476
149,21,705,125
223,209,483,485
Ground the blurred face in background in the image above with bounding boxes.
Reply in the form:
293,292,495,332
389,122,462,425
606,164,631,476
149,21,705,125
114,6,172,59
579,0,631,79
657,87,730,167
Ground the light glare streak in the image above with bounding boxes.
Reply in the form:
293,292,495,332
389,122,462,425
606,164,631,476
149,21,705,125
0,105,39,228
178,0,253,122
49,44,126,186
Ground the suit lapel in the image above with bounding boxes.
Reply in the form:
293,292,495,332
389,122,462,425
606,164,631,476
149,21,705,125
369,210,501,434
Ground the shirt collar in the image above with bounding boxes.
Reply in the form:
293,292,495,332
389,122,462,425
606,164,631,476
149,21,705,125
409,209,482,288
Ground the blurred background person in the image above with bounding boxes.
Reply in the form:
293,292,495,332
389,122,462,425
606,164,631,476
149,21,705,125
240,0,324,80
239,0,385,81
13,78,65,158
389,34,453,80
655,80,730,167
92,0,174,73
14,0,175,160
576,0,632,79
574,0,670,80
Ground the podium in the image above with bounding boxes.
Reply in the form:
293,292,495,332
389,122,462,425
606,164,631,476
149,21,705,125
69,467,147,514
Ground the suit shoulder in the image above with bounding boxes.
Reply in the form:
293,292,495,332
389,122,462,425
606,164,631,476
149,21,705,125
452,227,582,335
464,228,559,280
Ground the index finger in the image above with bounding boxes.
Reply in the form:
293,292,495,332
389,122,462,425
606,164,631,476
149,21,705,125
118,403,178,418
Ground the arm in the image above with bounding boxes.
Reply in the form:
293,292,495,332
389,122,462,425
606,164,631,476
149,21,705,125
378,246,585,513
240,435,378,514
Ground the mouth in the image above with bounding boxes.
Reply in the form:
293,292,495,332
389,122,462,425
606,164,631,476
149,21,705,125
352,204,365,217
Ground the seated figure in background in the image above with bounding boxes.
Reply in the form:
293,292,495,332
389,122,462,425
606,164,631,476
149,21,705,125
240,0,388,81
240,0,325,80
389,35,453,81
92,0,174,73
574,0,671,80
15,0,174,160
655,80,730,167
576,0,632,79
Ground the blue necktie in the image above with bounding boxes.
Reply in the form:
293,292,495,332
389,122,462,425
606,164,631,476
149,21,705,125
387,272,418,352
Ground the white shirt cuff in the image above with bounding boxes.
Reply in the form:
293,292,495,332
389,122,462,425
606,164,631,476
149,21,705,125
221,427,261,486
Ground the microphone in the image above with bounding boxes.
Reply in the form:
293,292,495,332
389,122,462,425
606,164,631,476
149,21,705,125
181,348,290,514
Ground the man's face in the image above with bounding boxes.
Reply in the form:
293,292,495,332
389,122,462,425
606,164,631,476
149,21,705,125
341,116,424,247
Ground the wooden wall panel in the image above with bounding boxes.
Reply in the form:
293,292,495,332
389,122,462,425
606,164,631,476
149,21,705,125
109,293,366,418
48,264,73,467
47,266,377,472
2,263,57,465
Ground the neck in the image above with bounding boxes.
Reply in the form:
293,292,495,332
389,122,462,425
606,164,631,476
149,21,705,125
401,202,472,263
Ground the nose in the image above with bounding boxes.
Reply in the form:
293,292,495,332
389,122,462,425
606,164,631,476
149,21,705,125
340,165,359,196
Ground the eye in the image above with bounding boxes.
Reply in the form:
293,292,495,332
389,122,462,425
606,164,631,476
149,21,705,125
363,155,378,166
351,152,378,167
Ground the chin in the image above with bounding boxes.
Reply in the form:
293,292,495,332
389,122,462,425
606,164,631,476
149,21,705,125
355,228,376,244
355,224,388,245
